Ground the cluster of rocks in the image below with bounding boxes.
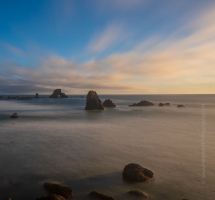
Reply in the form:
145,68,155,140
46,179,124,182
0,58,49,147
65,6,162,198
159,102,170,106
49,89,68,98
129,100,154,107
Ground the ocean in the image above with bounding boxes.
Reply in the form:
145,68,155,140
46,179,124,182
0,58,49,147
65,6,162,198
0,94,214,200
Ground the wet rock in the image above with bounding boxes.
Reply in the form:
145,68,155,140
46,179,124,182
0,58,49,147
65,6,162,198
103,99,116,107
10,113,19,119
127,190,149,198
36,194,66,200
44,182,73,199
123,163,153,182
49,89,68,98
159,103,170,106
89,191,115,200
129,100,154,107
177,105,185,107
85,91,104,110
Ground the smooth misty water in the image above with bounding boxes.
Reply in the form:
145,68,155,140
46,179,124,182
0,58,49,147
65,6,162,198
0,95,214,200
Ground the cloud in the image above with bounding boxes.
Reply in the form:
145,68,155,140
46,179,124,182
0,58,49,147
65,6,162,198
0,41,25,57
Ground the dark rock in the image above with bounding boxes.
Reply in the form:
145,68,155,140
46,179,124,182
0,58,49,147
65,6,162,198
36,194,66,200
129,100,154,107
10,113,19,119
17,97,33,100
44,182,73,199
35,93,39,98
123,163,153,182
177,105,185,107
0,96,3,100
85,91,104,110
103,99,116,107
6,96,19,100
89,191,115,200
49,89,68,98
127,190,149,198
81,96,84,98
159,103,171,106
5,198,13,200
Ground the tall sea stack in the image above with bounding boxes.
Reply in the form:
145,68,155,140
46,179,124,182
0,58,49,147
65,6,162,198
85,90,104,110
49,89,68,98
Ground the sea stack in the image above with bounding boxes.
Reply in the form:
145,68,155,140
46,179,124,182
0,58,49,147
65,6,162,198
85,90,104,110
103,99,116,107
35,93,39,98
49,89,68,98
129,100,154,107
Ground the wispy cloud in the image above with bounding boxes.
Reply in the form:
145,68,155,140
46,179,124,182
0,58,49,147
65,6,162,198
0,41,25,57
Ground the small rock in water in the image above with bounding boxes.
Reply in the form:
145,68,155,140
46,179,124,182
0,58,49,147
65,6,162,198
44,182,74,199
128,190,149,198
177,105,185,107
36,194,66,200
10,113,19,119
103,99,116,107
85,90,104,110
129,100,154,107
89,191,115,200
159,103,171,106
123,163,153,182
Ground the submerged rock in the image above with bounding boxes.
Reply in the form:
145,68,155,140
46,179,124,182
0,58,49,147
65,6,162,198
10,113,19,119
49,89,68,98
177,104,185,107
129,100,154,107
44,182,73,199
89,191,115,200
36,194,66,200
123,163,153,182
103,99,116,107
85,91,104,110
127,190,149,198
159,103,171,106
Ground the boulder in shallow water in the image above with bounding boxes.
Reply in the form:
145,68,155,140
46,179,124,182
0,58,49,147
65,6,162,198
89,191,115,200
85,91,104,110
44,182,73,199
10,113,19,119
36,194,66,200
129,100,154,107
103,99,116,107
177,104,185,107
123,163,153,182
127,190,149,198
159,103,170,106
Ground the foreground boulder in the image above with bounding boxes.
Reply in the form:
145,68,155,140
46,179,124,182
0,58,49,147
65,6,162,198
10,113,19,118
44,182,73,199
177,104,185,107
129,100,154,107
36,194,66,200
159,103,171,106
127,190,149,198
123,163,153,182
89,191,115,200
49,89,68,98
103,99,116,107
85,91,104,110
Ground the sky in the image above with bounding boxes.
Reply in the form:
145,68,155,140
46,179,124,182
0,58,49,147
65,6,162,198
0,0,215,94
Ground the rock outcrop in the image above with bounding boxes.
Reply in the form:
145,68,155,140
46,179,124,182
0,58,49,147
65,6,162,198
85,91,104,110
36,194,66,200
159,103,171,106
123,163,153,182
49,89,68,98
127,190,149,198
129,100,154,107
89,191,115,200
10,113,19,119
177,105,185,107
44,182,73,199
35,93,39,98
103,99,116,107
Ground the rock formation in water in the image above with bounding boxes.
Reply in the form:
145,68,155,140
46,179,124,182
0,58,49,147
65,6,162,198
17,97,33,100
44,182,73,199
177,105,185,107
89,191,115,200
103,99,116,107
36,194,66,200
123,163,153,182
10,113,19,119
129,100,154,107
85,90,104,110
159,103,171,106
49,89,68,98
35,93,39,98
127,190,149,198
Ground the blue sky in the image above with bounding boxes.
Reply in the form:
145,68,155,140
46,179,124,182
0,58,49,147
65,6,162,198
0,0,215,94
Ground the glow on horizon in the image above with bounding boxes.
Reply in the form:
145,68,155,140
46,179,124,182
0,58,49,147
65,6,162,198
0,0,214,94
